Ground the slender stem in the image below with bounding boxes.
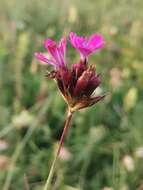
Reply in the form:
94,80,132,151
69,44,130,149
24,174,30,190
43,108,73,190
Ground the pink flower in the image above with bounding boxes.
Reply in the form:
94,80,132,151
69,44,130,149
35,33,105,112
35,37,66,68
69,32,105,60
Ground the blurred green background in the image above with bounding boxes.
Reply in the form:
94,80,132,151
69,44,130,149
0,0,143,189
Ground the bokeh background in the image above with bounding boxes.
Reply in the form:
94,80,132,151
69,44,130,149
0,0,143,189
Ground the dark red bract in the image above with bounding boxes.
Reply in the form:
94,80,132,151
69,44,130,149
46,59,104,112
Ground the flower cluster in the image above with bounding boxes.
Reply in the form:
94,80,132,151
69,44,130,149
35,32,105,112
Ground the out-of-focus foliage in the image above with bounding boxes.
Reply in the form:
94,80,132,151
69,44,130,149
0,0,143,189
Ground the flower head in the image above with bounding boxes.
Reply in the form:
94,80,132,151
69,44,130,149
35,37,66,69
69,32,105,61
36,33,105,112
46,60,104,112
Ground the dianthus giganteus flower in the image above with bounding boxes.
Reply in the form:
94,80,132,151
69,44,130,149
35,32,105,113
35,32,105,190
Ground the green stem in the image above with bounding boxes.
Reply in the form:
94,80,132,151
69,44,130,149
43,109,73,190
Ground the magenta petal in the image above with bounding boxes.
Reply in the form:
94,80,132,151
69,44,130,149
70,32,85,49
69,32,105,60
59,37,66,57
44,38,66,67
44,39,58,61
44,39,56,49
88,34,105,50
35,52,56,66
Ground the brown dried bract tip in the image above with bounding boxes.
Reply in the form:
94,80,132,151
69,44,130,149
45,70,57,79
